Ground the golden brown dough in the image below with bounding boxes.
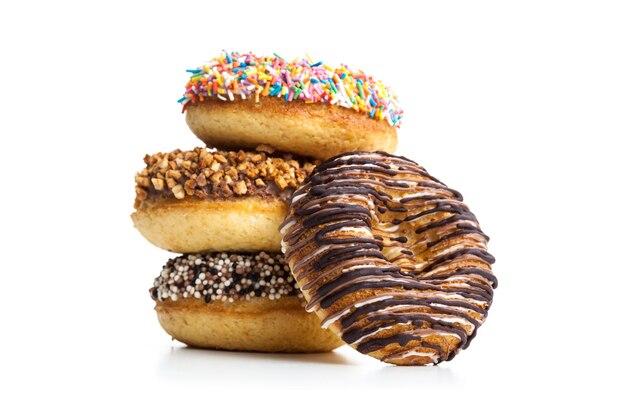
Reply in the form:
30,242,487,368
132,197,286,253
156,297,343,352
185,98,397,161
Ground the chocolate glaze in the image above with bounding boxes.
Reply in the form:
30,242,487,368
145,180,293,202
280,151,497,365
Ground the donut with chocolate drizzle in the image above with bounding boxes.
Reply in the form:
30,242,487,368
280,151,497,365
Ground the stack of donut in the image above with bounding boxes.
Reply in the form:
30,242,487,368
132,148,339,352
132,51,399,352
132,51,497,364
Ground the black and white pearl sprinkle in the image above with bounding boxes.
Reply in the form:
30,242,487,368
150,252,302,303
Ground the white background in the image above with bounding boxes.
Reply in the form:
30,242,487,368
1,1,624,415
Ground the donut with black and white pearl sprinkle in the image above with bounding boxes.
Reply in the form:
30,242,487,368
151,251,343,353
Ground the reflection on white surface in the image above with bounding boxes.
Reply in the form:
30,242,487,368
159,345,460,390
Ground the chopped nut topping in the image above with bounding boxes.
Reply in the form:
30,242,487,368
135,186,148,201
210,171,223,183
167,169,182,180
226,166,238,178
172,185,185,199
201,153,214,167
151,178,165,191
275,176,288,190
133,147,317,208
246,167,259,179
166,178,177,189
256,144,276,154
184,179,196,195
233,181,248,195
136,175,150,187
236,150,247,162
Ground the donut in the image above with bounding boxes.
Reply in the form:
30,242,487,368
280,152,497,365
151,251,343,352
181,51,402,160
132,147,316,253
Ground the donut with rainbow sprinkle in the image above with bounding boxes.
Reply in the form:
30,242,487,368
182,51,402,160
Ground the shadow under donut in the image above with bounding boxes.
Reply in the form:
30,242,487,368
158,345,460,389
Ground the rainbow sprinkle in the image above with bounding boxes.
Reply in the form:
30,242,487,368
180,51,403,127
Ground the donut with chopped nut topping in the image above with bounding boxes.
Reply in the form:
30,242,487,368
152,251,343,352
132,146,316,253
